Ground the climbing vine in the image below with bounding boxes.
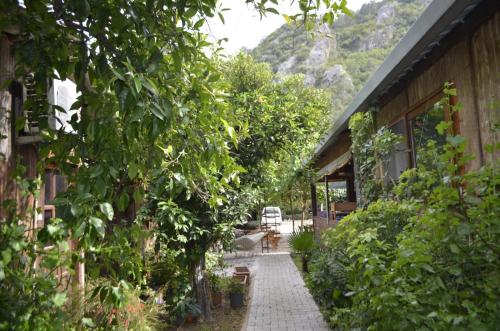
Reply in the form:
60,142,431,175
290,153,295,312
306,83,500,330
349,110,399,206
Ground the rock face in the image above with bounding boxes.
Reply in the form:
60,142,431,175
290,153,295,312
355,26,395,51
251,0,428,117
376,4,395,25
321,65,352,88
321,65,355,110
277,56,297,75
305,37,334,68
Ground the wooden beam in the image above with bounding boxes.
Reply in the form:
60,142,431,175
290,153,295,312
310,184,318,217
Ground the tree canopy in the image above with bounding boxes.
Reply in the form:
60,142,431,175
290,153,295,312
0,0,348,328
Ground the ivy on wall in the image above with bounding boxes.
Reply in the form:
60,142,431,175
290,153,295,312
349,109,399,207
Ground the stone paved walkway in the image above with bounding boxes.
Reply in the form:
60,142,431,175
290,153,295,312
243,253,330,331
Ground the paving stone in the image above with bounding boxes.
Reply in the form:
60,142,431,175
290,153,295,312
242,254,330,331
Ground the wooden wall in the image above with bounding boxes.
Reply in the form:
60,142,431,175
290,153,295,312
0,33,15,218
314,131,352,170
0,33,42,226
375,11,500,171
471,11,500,165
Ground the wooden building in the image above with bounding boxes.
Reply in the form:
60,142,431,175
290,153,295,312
310,0,499,233
0,27,85,290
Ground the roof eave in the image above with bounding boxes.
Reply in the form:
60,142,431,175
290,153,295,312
311,0,481,162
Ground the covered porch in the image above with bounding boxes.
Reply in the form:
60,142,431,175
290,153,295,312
310,148,357,236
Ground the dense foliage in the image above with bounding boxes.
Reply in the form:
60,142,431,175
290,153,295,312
349,110,399,206
0,0,348,329
305,90,500,329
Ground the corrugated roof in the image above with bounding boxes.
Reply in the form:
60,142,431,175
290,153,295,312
311,0,482,162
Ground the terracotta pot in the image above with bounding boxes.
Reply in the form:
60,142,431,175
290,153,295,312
185,313,196,324
212,291,223,306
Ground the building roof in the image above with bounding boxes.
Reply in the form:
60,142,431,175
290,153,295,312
312,0,482,162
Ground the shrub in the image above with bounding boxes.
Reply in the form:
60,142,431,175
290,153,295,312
307,163,500,330
288,230,315,272
306,87,500,329
226,278,245,294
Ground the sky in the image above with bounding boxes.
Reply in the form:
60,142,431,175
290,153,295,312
204,0,377,54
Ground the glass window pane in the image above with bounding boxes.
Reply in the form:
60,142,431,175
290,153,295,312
386,119,409,183
410,103,446,166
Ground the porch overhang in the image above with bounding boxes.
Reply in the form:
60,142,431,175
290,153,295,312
317,150,351,178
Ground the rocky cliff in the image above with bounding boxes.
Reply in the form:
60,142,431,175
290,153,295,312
251,0,431,117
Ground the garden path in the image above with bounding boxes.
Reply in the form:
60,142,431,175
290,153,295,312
242,252,329,331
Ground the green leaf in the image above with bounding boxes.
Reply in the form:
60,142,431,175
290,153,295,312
133,189,143,204
52,292,67,307
266,7,279,15
99,203,114,221
128,163,138,180
47,224,59,235
72,203,86,217
2,249,12,265
74,221,87,238
449,243,460,254
117,193,130,212
133,76,142,94
89,216,105,238
111,68,125,81
217,12,225,24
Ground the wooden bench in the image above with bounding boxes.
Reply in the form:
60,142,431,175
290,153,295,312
330,202,357,221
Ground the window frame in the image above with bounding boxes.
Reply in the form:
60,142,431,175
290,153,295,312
382,84,460,176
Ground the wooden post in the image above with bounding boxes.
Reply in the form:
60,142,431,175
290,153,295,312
347,177,356,202
325,177,330,224
310,184,317,217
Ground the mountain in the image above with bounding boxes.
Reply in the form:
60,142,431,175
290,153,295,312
251,0,432,117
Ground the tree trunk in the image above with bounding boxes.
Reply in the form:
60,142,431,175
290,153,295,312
193,254,213,321
301,255,308,273
301,192,306,229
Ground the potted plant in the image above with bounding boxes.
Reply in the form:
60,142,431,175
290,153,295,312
227,278,245,309
185,300,201,324
171,297,201,325
208,272,223,306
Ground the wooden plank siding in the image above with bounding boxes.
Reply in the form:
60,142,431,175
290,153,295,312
471,11,500,165
0,33,15,219
314,131,352,171
373,12,500,172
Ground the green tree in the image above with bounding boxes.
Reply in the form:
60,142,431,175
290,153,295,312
0,0,350,328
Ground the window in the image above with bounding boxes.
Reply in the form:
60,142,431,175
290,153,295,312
44,169,67,222
385,119,410,183
409,101,447,167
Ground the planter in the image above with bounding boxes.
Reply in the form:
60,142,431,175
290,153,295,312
229,292,244,309
234,266,250,285
269,234,281,249
212,291,223,306
232,274,247,285
185,314,194,324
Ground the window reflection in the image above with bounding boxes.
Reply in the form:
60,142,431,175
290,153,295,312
409,102,446,166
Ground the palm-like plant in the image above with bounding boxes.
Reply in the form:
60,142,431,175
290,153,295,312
288,231,315,273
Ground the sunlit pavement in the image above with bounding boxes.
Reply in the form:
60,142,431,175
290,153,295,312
242,254,329,331
222,219,329,331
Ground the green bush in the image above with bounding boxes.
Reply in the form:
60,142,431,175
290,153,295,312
306,88,500,329
289,230,315,272
307,163,500,330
